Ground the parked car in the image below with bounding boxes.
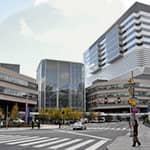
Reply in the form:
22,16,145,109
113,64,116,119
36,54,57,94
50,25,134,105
13,118,24,123
72,121,86,130
99,117,105,123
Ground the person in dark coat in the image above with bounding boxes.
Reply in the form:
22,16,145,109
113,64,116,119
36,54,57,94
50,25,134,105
31,120,34,129
37,120,40,129
132,119,141,147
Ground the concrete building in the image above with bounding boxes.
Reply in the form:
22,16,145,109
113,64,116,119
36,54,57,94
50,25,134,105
86,79,149,113
84,2,150,86
0,63,38,118
84,2,150,113
37,59,85,111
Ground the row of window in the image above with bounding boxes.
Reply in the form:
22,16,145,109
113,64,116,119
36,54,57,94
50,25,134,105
0,73,37,90
0,86,37,100
87,82,150,94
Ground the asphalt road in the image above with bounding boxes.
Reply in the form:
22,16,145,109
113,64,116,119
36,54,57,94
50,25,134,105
0,122,129,150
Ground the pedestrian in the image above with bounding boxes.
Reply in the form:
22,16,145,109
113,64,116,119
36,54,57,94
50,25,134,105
37,120,40,129
31,120,34,129
59,120,61,128
132,119,141,147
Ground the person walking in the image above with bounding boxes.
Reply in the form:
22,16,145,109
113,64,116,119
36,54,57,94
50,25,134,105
132,119,141,147
37,120,40,129
31,120,34,129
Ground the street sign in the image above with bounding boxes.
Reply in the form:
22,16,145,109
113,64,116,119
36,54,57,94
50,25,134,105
132,107,140,113
128,86,133,96
128,98,137,107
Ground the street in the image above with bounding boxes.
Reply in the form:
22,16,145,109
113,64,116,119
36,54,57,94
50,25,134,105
0,122,129,150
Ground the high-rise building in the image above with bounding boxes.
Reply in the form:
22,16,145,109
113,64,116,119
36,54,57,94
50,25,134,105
37,59,85,111
84,2,150,86
84,2,150,113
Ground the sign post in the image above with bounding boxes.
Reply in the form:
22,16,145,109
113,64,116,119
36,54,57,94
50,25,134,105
128,71,137,137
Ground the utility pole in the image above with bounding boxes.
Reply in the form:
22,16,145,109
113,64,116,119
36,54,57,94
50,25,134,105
128,71,137,136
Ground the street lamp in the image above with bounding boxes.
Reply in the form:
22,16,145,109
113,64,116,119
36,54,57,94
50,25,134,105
23,95,30,126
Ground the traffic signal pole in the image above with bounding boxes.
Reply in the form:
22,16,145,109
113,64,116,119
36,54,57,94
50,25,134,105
128,71,135,137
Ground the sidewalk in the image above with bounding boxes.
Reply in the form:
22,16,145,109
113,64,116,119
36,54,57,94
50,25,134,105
0,124,69,131
107,123,150,150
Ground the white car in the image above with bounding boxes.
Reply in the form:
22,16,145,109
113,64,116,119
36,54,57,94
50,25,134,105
72,121,86,130
13,118,24,123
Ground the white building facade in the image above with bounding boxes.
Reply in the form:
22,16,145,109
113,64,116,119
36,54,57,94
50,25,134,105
84,2,150,113
84,2,150,86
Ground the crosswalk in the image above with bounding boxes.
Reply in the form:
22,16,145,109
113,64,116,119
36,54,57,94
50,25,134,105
0,134,108,150
87,127,128,131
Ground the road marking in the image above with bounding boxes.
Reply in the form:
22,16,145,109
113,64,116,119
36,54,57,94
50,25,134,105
33,138,70,148
56,130,110,141
48,139,82,149
122,128,126,130
7,137,46,145
85,140,107,150
20,137,59,146
116,128,121,130
65,139,94,150
0,136,32,144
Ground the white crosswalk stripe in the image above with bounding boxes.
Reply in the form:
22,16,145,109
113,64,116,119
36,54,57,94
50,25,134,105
48,139,82,149
65,139,95,150
33,138,70,148
85,140,107,150
7,136,47,145
88,127,127,131
20,137,59,146
0,135,32,144
0,134,108,150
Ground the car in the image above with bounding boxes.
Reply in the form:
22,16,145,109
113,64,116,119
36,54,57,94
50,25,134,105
99,117,105,123
13,118,24,123
72,121,86,130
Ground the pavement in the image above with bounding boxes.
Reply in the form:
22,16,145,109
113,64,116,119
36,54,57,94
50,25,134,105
107,123,150,150
0,124,68,131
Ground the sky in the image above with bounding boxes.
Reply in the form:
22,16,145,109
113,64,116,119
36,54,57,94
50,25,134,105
0,0,150,78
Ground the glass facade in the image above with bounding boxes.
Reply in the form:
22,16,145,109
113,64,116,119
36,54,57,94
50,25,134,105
105,25,122,63
37,59,84,111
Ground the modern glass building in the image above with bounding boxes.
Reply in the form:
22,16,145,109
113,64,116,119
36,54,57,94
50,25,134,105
37,59,85,111
84,2,150,86
0,63,38,118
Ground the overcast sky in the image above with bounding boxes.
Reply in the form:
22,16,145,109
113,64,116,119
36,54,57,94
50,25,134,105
0,0,150,78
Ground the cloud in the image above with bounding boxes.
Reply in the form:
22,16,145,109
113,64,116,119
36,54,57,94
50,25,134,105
20,19,33,37
121,0,150,9
33,0,49,6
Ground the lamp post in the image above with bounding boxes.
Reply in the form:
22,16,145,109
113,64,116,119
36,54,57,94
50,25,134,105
23,95,29,126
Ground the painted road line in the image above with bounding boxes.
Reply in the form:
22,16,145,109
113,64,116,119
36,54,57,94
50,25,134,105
65,139,94,150
7,136,46,145
122,128,126,130
0,136,30,144
85,140,107,150
33,138,70,148
48,139,82,149
56,130,110,141
20,137,59,146
116,128,121,130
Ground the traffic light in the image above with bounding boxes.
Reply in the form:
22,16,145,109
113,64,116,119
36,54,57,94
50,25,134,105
104,97,108,104
117,97,121,104
128,78,132,84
